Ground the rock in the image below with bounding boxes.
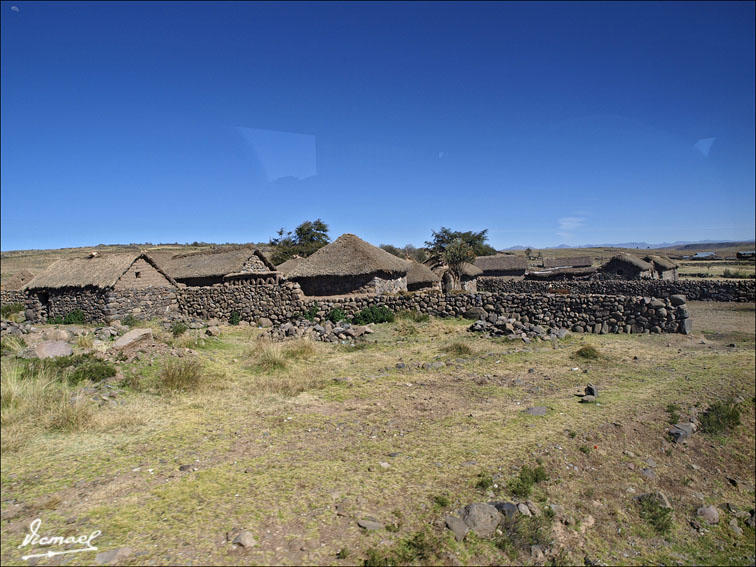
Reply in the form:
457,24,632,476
670,294,687,306
636,492,672,510
461,503,503,538
463,307,487,321
258,317,273,328
525,406,548,416
697,505,720,525
45,328,72,341
580,395,596,404
206,326,220,337
679,318,693,335
525,501,541,517
641,468,656,480
491,501,519,519
531,545,545,562
585,383,598,397
517,503,532,517
444,515,469,542
668,423,695,443
113,328,152,350
231,530,258,548
35,340,73,359
729,518,743,536
95,547,133,564
357,518,384,531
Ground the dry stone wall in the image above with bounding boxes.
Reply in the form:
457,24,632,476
105,288,179,322
46,288,109,322
478,277,755,302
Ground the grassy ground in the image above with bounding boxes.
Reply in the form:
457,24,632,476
1,302,754,565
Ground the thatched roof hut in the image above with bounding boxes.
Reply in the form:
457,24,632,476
600,254,654,279
276,256,305,276
643,255,678,281
286,234,409,296
2,269,35,291
542,256,593,269
474,254,528,277
24,253,176,290
405,260,441,291
526,266,597,280
162,245,276,286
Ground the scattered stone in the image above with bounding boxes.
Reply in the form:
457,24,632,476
641,468,656,480
584,383,598,397
113,328,152,350
636,492,672,510
729,518,743,536
580,395,596,404
668,423,695,443
517,503,532,517
34,340,73,359
697,505,720,525
444,515,468,542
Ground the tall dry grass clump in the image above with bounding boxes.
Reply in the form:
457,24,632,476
246,338,326,395
157,357,204,394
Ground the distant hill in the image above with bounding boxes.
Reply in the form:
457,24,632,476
503,240,755,251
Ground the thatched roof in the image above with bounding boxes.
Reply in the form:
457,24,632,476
276,256,305,276
426,259,482,278
643,255,677,270
474,254,528,272
527,266,597,279
286,234,409,278
542,256,593,269
405,261,440,285
163,245,276,280
24,253,176,290
604,253,653,271
2,269,35,291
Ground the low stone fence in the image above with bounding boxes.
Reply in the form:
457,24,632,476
105,288,179,321
478,277,755,302
0,290,26,307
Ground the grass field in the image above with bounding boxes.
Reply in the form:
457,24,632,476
1,302,754,565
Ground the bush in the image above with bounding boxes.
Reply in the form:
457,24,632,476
352,306,394,325
157,358,203,393
1,336,27,356
69,360,116,385
637,494,673,535
47,316,64,324
396,310,429,323
253,342,288,371
475,472,493,490
229,311,241,326
699,401,741,434
121,314,139,327
327,308,346,323
574,346,600,360
171,322,188,337
508,465,548,498
443,342,473,356
301,302,319,322
62,310,86,325
666,403,681,424
1,303,24,318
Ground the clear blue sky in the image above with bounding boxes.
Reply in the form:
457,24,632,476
2,1,754,251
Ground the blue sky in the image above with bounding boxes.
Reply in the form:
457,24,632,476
2,1,754,251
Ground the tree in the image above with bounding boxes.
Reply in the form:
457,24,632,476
380,244,403,258
443,239,476,289
425,227,496,258
270,219,330,264
525,247,533,259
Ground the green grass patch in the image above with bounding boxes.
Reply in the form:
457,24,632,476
574,345,600,360
507,465,548,498
1,302,24,318
637,494,673,535
699,400,741,435
443,342,473,356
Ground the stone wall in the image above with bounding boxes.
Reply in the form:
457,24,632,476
45,288,109,322
0,290,26,307
478,277,755,302
105,288,179,322
114,258,173,289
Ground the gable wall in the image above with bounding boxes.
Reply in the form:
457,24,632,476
114,258,173,289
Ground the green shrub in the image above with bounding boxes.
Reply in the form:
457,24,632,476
47,316,65,324
475,472,494,490
352,306,394,325
327,308,346,323
666,403,681,424
1,303,24,318
574,346,599,360
699,401,741,434
171,322,188,337
62,309,86,325
69,360,116,385
637,494,673,534
508,465,548,498
301,302,319,322
229,311,241,326
396,310,429,323
433,493,451,509
121,314,139,327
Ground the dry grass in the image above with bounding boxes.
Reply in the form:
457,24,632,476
76,333,94,349
156,357,204,394
442,341,474,356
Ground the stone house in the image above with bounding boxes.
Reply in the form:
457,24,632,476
526,266,597,281
162,246,279,286
542,256,593,269
23,252,178,322
1,269,35,291
600,254,655,279
474,254,528,279
643,255,679,281
285,234,409,296
405,260,441,292
425,260,482,293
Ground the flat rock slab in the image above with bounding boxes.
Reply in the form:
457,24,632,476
357,519,384,531
524,406,548,416
461,503,503,538
444,515,468,542
697,505,720,525
35,340,73,359
668,423,695,443
113,328,152,349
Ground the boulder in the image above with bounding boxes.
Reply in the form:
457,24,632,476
697,505,719,525
113,328,153,350
463,307,488,321
35,340,73,359
668,423,695,443
444,515,469,542
258,318,273,328
461,503,503,538
669,294,687,306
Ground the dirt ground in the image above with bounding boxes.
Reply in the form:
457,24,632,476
1,302,754,565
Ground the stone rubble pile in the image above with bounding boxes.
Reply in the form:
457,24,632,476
264,319,375,343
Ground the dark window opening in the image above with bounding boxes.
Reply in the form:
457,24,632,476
135,272,141,279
